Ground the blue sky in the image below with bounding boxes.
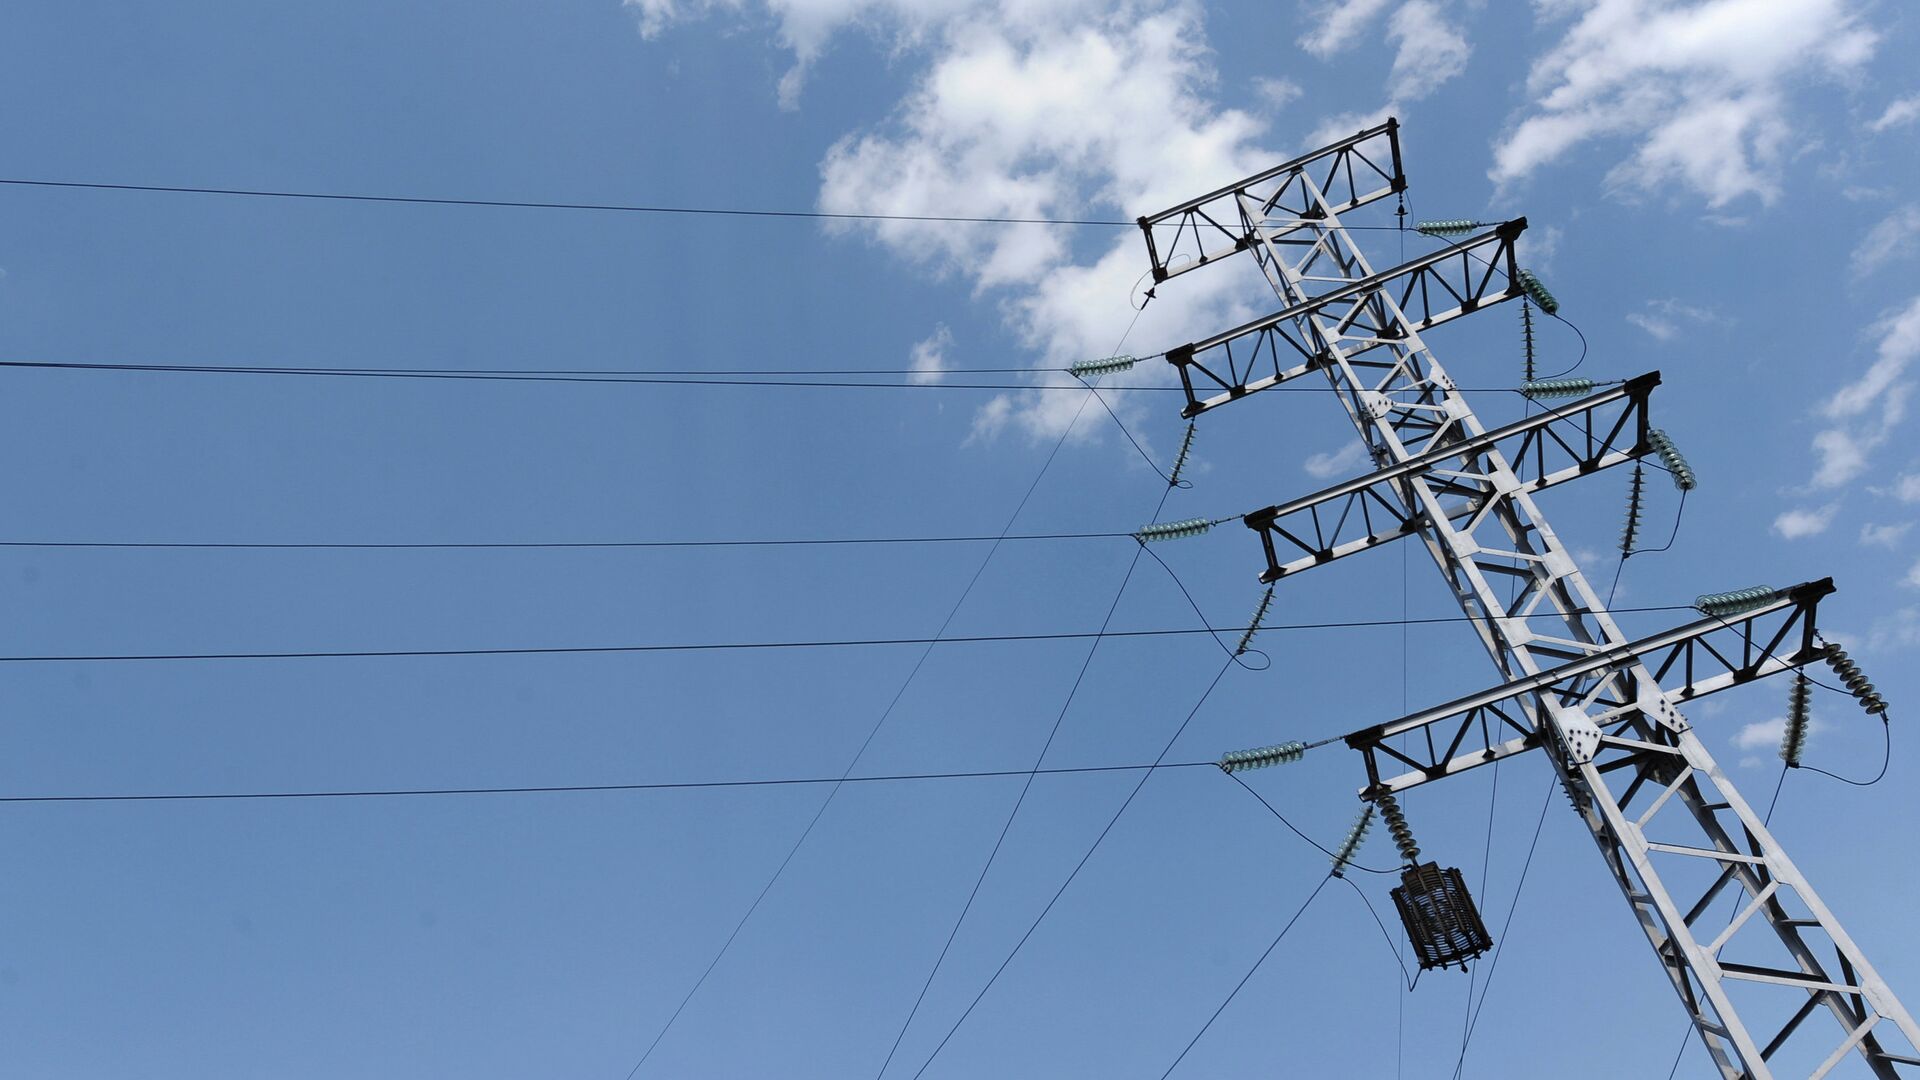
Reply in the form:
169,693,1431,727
1,1,1918,1077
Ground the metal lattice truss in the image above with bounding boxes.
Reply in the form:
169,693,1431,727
1141,119,1920,1078
1243,373,1656,583
1137,120,1404,288
1157,222,1526,418
1346,580,1832,796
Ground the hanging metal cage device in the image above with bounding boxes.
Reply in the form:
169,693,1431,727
1391,862,1494,971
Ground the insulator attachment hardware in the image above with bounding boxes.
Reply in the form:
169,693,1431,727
1520,299,1537,383
1695,586,1778,618
1620,464,1646,555
1235,586,1274,655
1376,791,1420,864
1521,377,1594,399
1646,429,1697,490
1416,219,1482,237
1782,674,1813,767
1168,421,1198,487
1330,804,1373,878
1514,268,1559,314
1823,644,1889,716
1134,518,1213,543
1218,741,1305,773
1069,354,1137,377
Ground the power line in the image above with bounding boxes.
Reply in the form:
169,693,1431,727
906,650,1241,1078
1156,873,1332,1079
623,368,1113,1079
0,761,1224,804
0,175,1424,230
0,177,1134,226
0,530,1141,551
0,358,1186,393
873,483,1172,1079
0,605,1700,664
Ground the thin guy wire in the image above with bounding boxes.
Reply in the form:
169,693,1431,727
0,604,1704,664
1155,874,1332,1079
905,652,1240,1078
623,376,1107,1078
0,762,1226,805
1450,778,1556,1079
871,483,1173,1079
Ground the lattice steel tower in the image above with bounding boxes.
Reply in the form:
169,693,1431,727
1138,120,1919,1078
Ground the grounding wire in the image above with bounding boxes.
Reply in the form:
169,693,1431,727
0,604,1705,664
621,379,1111,1078
870,483,1173,1079
904,651,1241,1079
1155,874,1332,1079
0,762,1228,804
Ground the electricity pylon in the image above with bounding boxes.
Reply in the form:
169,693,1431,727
1138,119,1920,1078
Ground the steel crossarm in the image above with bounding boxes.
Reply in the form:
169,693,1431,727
1345,579,1832,796
1147,124,1920,1077
1242,373,1656,583
1136,119,1404,286
1158,221,1524,417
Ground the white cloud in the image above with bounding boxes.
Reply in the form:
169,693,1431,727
1860,522,1911,548
1624,297,1728,341
1811,429,1872,489
1894,474,1920,503
1303,441,1370,479
1732,715,1823,759
1773,503,1838,539
1305,106,1398,154
1253,76,1302,108
1298,0,1395,57
814,2,1287,440
1870,95,1920,133
1385,1,1471,102
1793,296,1920,493
1849,606,1920,651
1907,559,1920,589
908,323,953,383
1851,206,1920,278
625,0,984,107
1491,0,1877,207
